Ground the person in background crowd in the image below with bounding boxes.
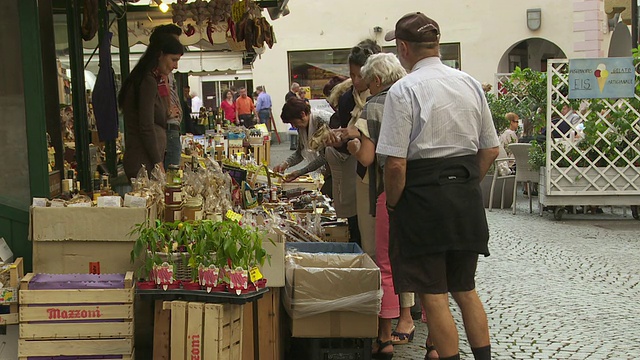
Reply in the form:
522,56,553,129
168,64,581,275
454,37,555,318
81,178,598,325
119,33,184,180
191,91,203,115
562,103,582,125
323,39,379,265
220,89,237,125
323,76,349,129
320,76,350,200
298,87,310,104
256,85,273,130
499,112,520,154
235,87,256,128
272,98,328,181
149,24,183,168
335,53,421,359
230,86,240,101
285,82,300,101
182,85,195,134
378,13,498,360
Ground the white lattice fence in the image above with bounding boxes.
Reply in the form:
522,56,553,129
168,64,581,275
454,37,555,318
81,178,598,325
545,59,640,197
494,73,528,105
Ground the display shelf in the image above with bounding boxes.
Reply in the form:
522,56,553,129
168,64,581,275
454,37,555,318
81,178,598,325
136,287,268,305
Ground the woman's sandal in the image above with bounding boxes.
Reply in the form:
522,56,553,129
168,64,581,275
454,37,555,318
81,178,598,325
424,337,439,359
372,339,394,360
390,325,415,345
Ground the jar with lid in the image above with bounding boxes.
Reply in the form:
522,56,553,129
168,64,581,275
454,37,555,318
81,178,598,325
166,165,181,186
183,196,203,222
165,204,183,222
164,185,183,205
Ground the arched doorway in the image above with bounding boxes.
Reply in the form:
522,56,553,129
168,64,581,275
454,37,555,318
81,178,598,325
497,38,566,73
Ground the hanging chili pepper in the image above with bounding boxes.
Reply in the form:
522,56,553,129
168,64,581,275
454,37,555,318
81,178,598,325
207,21,215,44
227,17,236,41
184,23,196,37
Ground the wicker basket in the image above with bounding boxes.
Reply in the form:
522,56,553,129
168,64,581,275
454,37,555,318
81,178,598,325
155,252,192,281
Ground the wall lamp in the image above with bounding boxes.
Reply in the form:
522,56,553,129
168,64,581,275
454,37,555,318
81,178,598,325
527,8,541,31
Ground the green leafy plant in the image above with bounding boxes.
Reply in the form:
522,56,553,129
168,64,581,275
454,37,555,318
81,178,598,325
528,140,546,171
186,219,272,283
213,220,269,270
129,219,170,280
131,217,272,283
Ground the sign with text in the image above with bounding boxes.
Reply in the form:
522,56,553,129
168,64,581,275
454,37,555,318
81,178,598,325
568,57,635,99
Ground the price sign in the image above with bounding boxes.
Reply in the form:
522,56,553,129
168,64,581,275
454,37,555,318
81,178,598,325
225,210,243,222
249,266,263,283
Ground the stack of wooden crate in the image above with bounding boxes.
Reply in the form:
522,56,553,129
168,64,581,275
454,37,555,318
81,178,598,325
18,272,135,359
0,257,24,326
154,300,243,359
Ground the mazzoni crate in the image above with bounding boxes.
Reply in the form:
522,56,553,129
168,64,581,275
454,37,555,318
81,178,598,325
164,300,243,360
286,337,373,360
0,257,25,326
18,272,135,359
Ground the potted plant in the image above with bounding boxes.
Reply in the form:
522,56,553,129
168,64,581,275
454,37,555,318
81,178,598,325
186,220,224,292
211,219,270,295
130,220,182,290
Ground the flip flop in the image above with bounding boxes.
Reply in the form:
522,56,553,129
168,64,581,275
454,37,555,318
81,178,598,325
390,325,415,345
424,337,439,359
372,339,394,360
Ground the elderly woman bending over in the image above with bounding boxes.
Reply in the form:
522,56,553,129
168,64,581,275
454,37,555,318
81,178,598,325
272,98,328,182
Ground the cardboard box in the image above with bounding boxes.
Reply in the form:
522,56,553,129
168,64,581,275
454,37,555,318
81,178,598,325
30,206,156,274
284,253,380,338
258,232,285,287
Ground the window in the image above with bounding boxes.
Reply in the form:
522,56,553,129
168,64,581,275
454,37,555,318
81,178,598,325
288,43,461,99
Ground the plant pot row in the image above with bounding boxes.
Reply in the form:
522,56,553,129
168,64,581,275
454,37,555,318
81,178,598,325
136,278,267,293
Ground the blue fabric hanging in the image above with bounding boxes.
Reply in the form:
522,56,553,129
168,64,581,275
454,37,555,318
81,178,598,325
92,31,119,141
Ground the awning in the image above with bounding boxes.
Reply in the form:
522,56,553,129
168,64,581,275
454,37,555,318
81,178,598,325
59,50,244,81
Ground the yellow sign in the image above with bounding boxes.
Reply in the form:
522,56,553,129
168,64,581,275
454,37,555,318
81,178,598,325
225,210,243,222
249,266,263,283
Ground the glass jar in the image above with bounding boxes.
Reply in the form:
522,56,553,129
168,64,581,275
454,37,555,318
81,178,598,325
183,197,203,222
166,164,181,186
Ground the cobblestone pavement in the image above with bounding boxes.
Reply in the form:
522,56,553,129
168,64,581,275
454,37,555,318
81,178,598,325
270,141,640,359
393,207,640,360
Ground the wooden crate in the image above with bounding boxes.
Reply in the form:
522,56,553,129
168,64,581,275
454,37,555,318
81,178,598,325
242,288,283,360
228,146,246,158
0,257,24,325
18,272,134,359
162,301,243,360
323,225,350,243
251,143,271,166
